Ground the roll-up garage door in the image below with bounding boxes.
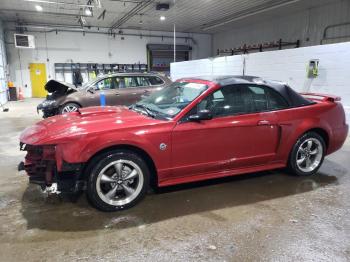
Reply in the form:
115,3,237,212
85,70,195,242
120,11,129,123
147,44,191,73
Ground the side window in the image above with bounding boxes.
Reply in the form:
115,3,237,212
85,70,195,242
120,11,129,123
266,88,289,110
196,86,244,117
186,84,288,121
242,85,268,113
147,76,164,86
124,77,138,88
136,76,151,87
115,77,126,89
94,77,117,90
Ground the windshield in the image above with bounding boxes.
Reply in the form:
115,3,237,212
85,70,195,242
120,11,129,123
82,78,101,89
132,81,208,119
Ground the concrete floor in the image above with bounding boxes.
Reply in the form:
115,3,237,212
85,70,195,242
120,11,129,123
0,99,349,261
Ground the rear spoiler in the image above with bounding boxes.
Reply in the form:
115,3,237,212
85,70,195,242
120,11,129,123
300,93,341,103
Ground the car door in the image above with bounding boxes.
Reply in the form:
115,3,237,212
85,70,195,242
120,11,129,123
132,75,153,99
81,77,113,107
170,84,281,178
112,76,144,106
102,77,121,106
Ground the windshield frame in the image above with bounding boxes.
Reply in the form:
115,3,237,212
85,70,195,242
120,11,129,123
130,79,215,121
82,76,105,90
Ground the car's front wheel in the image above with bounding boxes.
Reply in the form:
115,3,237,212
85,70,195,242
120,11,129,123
60,102,80,114
288,132,326,176
86,150,150,211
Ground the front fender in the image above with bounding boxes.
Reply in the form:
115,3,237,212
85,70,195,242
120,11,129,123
56,129,170,172
83,132,160,163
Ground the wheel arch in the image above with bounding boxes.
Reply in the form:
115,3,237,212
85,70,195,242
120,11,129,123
286,126,329,163
81,144,158,189
305,127,329,149
61,101,82,108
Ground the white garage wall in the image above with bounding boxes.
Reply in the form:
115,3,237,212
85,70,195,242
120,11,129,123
171,42,350,121
213,0,350,52
0,20,8,104
5,29,212,98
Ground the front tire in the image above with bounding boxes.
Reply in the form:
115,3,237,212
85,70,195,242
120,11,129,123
288,132,326,176
86,150,150,212
59,102,80,114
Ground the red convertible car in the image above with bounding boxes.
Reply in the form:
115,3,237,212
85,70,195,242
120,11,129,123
19,76,348,211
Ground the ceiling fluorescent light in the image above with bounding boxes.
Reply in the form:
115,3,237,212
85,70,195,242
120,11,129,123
160,16,166,21
202,0,301,31
85,8,92,16
35,5,43,11
24,0,96,8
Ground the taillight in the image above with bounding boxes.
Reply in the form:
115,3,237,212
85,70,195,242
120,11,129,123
326,96,341,102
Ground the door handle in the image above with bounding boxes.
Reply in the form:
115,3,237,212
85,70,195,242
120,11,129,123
257,120,271,126
115,93,120,96
143,90,150,94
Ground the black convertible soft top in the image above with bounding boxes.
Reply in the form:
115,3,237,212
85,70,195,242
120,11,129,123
183,75,313,107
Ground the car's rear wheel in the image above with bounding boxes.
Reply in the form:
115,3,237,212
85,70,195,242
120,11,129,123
86,150,150,211
288,132,326,176
60,102,80,114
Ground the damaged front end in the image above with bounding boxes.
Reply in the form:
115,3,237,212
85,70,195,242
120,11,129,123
37,99,60,118
37,80,78,118
18,142,85,194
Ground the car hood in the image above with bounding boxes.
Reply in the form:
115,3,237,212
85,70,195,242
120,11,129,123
20,106,163,145
45,79,79,93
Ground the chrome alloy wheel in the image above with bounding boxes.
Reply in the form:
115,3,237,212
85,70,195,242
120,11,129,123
96,160,144,207
62,104,79,113
296,138,323,173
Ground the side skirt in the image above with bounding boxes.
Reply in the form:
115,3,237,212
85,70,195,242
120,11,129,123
158,163,286,187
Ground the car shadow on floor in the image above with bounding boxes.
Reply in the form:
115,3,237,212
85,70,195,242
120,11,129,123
20,159,347,232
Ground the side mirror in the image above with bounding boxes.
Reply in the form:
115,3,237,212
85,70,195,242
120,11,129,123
87,87,95,94
188,110,213,121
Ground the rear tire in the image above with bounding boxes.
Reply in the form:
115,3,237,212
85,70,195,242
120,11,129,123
86,150,150,212
59,102,80,114
287,132,326,176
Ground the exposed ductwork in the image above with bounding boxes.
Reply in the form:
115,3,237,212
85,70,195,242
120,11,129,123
0,8,93,18
109,0,155,31
6,23,197,44
23,0,102,9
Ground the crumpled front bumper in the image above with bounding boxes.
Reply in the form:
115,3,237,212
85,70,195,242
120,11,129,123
37,100,59,118
18,143,56,187
18,142,85,193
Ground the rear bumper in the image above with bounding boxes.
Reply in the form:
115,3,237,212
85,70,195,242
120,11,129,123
327,124,349,155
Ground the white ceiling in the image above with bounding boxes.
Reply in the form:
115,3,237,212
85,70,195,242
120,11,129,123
0,0,336,33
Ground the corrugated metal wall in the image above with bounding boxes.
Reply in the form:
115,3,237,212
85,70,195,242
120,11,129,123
0,20,7,104
213,0,350,52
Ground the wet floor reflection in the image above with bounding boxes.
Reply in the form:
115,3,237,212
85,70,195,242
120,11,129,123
20,159,346,234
